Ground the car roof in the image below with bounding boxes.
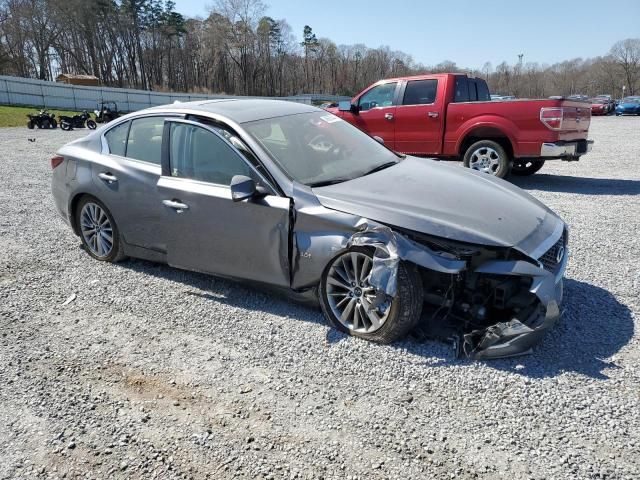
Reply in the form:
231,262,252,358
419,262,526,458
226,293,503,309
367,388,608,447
145,98,318,123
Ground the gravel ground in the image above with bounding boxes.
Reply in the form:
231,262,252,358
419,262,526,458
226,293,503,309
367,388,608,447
1,117,639,480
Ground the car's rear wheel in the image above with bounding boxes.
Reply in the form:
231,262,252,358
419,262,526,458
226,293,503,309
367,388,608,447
319,248,423,344
76,196,126,262
511,159,545,176
463,140,511,178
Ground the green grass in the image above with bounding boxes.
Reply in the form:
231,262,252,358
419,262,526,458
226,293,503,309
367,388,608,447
0,105,81,128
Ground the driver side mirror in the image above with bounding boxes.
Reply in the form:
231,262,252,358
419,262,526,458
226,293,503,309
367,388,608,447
230,175,256,202
338,100,359,115
230,175,269,202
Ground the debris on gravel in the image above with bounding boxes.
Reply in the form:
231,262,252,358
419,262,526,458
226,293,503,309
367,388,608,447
0,118,639,479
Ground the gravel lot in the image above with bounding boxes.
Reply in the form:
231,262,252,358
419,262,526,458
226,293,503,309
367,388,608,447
1,117,639,480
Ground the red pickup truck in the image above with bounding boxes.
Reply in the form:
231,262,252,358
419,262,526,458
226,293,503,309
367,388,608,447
327,74,593,178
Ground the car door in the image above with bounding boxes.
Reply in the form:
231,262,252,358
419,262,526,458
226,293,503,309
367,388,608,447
93,115,171,252
393,78,443,155
345,81,399,148
157,118,291,286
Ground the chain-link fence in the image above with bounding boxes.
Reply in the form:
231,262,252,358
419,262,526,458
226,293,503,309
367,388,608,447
0,75,350,112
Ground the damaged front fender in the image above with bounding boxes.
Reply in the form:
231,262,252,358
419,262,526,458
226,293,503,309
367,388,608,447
347,223,467,296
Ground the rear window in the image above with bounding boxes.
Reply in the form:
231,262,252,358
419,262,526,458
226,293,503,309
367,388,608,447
402,79,437,105
456,77,491,102
475,79,491,101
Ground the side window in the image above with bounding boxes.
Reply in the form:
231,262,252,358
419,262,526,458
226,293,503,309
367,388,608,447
454,76,469,103
402,79,438,105
358,82,397,111
168,123,257,186
104,121,129,156
126,117,164,164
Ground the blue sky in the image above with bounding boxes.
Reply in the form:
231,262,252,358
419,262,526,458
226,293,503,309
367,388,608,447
172,0,640,69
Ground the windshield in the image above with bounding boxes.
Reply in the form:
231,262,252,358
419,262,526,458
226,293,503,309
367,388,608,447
243,112,399,186
622,97,640,103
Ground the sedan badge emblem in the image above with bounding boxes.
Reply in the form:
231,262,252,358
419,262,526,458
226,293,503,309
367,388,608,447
556,246,565,263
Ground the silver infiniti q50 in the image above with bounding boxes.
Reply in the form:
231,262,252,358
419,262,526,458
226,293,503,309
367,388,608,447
51,99,567,359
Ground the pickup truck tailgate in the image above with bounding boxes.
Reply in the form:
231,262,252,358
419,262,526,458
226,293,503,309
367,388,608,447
559,101,591,132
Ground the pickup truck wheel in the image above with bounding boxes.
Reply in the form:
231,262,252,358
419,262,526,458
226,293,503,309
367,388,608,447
511,159,545,176
319,248,423,344
463,140,510,178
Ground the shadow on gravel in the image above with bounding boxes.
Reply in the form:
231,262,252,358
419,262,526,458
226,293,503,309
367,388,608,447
511,174,640,195
121,260,634,379
475,278,635,380
121,258,326,323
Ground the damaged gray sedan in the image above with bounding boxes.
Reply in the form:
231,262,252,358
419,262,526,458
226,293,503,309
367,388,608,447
51,100,567,359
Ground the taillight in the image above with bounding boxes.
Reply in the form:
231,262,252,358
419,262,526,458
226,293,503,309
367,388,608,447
540,107,563,130
51,155,64,169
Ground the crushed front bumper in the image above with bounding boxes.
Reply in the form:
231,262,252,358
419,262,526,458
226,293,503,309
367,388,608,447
462,254,567,360
540,140,593,159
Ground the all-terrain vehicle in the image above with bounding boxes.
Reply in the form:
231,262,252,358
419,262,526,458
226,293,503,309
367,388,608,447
59,110,97,130
94,101,120,123
27,109,57,129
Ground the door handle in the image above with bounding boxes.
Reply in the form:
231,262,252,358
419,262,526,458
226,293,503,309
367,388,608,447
384,113,394,120
98,172,118,183
162,199,189,212
427,111,439,118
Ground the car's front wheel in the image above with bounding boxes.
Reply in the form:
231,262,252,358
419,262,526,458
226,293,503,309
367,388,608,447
319,248,423,343
76,196,126,262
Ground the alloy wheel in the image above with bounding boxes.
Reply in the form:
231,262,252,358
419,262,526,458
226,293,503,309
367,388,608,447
469,146,500,174
325,251,391,333
80,202,113,258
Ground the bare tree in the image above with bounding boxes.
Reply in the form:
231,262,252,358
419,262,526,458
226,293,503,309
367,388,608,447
610,38,640,95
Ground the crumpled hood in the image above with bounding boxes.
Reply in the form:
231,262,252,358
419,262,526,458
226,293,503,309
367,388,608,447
313,157,563,256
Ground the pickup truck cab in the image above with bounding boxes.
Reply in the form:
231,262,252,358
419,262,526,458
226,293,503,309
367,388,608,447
327,74,593,178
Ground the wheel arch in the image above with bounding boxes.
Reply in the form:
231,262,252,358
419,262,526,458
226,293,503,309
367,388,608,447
68,192,95,236
458,126,515,160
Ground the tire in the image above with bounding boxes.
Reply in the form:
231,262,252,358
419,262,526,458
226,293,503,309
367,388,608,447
86,119,97,129
27,120,35,129
463,140,511,178
36,120,45,129
75,196,126,263
511,159,545,176
61,121,72,131
319,247,423,344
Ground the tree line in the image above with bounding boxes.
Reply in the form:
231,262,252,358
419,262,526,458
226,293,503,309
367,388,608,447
1,0,639,98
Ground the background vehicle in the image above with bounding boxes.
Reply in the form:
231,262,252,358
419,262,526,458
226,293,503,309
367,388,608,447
615,96,640,115
50,100,566,359
94,101,120,123
59,110,96,130
27,109,57,129
567,94,590,101
327,74,593,178
590,97,611,115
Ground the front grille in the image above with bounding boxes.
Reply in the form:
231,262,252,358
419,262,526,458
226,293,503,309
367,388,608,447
538,229,568,274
